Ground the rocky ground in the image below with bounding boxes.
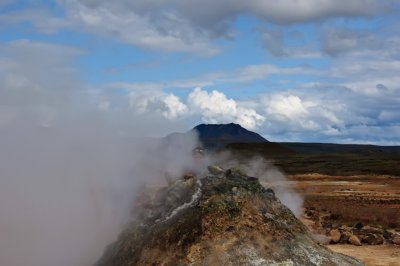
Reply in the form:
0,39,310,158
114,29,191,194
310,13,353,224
328,245,400,266
290,174,400,228
285,173,400,265
96,166,363,266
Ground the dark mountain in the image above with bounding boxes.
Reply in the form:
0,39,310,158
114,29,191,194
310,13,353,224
162,123,293,156
192,123,267,148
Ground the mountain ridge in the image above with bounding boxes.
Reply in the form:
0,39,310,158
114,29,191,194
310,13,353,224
164,123,269,149
193,123,268,145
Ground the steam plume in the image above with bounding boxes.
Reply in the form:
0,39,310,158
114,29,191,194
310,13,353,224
210,153,303,217
0,41,199,266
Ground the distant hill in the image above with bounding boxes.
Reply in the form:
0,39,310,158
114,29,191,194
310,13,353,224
223,142,400,176
163,123,293,155
192,123,267,148
279,142,400,155
162,125,400,176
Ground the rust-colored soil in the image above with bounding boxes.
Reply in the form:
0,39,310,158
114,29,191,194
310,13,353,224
328,244,400,266
290,174,400,228
281,173,400,265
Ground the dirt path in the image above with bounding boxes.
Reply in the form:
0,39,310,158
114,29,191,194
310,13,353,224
328,244,400,266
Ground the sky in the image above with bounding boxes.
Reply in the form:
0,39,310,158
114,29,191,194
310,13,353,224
1,0,400,144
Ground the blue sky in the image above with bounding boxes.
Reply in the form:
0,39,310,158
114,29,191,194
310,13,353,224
1,0,400,144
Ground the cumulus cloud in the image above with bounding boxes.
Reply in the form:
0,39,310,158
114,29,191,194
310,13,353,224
188,87,265,130
258,82,400,144
163,94,189,119
266,94,310,119
128,91,188,120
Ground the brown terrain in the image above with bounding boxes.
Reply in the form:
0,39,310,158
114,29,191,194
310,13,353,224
291,174,400,265
291,174,400,228
223,142,400,265
328,245,400,266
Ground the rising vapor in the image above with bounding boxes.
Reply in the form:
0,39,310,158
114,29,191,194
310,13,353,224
0,40,199,266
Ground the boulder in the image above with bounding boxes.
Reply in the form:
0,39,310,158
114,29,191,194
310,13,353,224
393,235,400,245
340,231,352,244
348,235,362,246
361,225,383,235
207,165,224,175
383,230,393,239
330,229,341,243
362,233,384,245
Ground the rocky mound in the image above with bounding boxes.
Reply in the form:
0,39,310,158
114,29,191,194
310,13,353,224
328,225,400,246
305,208,400,246
96,166,363,266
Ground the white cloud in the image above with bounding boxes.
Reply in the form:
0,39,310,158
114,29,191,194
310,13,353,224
266,94,309,119
122,87,267,129
126,87,267,129
188,88,264,129
260,89,351,136
188,88,237,117
257,82,400,144
163,94,188,119
235,108,266,131
128,91,188,120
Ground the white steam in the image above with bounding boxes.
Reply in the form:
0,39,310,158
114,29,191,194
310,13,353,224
0,117,199,266
0,40,199,266
243,157,304,217
212,153,303,217
0,39,302,266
